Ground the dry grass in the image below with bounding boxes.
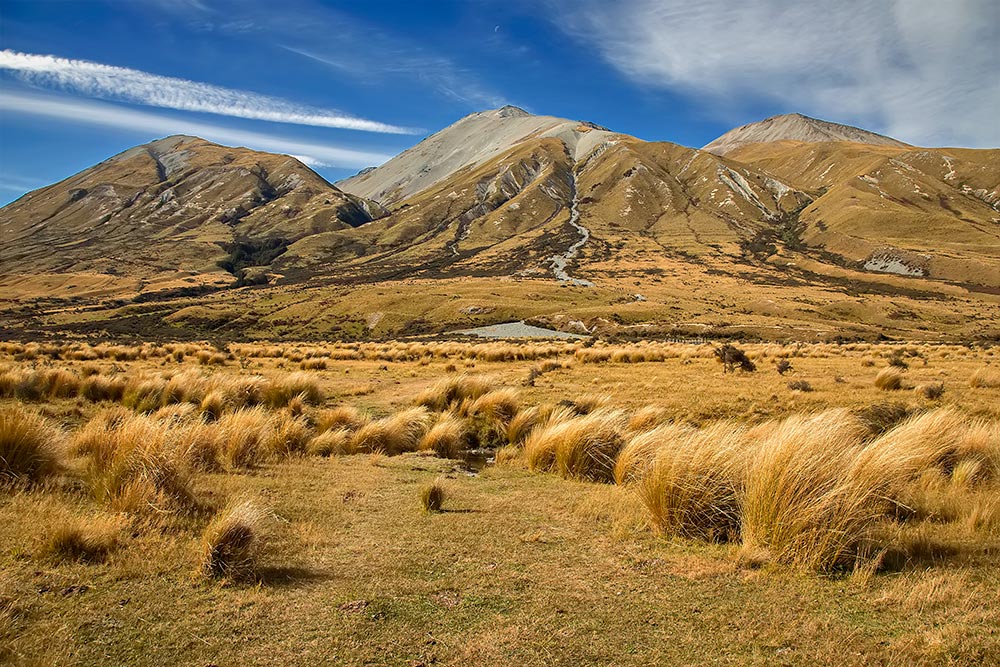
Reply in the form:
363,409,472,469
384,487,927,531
82,412,197,512
969,366,1000,388
875,367,905,391
351,407,432,456
419,479,446,512
414,374,494,411
307,428,353,457
0,405,64,485
200,500,266,580
524,408,628,482
38,514,122,564
637,422,749,541
418,414,469,459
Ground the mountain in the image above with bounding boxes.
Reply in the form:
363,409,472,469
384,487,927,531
0,135,383,287
1,109,999,341
703,113,910,156
338,105,620,205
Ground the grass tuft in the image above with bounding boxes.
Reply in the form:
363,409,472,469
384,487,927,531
200,500,266,580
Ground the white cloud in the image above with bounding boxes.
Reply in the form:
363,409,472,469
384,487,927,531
555,0,1000,147
0,49,420,135
0,90,394,169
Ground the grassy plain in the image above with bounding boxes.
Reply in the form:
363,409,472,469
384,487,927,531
2,338,999,665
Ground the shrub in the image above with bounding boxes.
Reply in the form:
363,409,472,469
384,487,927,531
787,380,813,392
0,406,64,485
775,359,792,376
875,367,904,391
420,479,446,512
200,500,266,580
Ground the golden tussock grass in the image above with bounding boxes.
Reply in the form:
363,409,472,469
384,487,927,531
637,422,749,541
83,413,197,512
969,366,1000,388
418,414,469,459
737,410,871,570
200,499,266,580
262,371,323,407
214,408,275,470
316,405,369,433
875,367,905,391
0,405,64,485
351,407,433,456
419,478,446,512
414,374,494,412
307,428,353,457
524,408,628,482
613,423,693,486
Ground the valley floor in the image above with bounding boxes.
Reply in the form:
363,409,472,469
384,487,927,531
2,339,999,665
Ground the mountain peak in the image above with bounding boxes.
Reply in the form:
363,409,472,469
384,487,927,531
703,113,910,155
494,104,531,118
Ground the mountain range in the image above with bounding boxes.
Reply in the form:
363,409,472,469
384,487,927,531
1,107,998,341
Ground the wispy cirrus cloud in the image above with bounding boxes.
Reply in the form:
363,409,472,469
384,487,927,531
0,49,420,135
553,0,1000,148
0,90,394,169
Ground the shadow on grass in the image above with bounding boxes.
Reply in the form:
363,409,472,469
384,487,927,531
256,565,335,588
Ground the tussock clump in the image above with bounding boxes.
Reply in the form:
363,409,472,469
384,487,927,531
79,374,126,402
627,405,671,432
506,406,542,446
969,367,1000,388
316,405,369,433
0,405,64,485
351,407,432,456
39,515,122,564
84,413,196,512
263,372,323,407
414,374,494,412
420,479,446,512
638,422,749,541
300,358,328,371
199,390,227,421
215,408,275,470
613,423,693,485
71,406,132,455
122,377,167,412
268,414,312,458
200,500,266,580
525,408,628,482
787,380,813,392
465,388,521,446
875,367,904,391
854,402,913,437
419,414,470,459
738,410,870,570
307,429,353,457
915,382,945,400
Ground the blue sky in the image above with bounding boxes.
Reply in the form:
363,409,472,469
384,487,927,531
1,0,997,206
